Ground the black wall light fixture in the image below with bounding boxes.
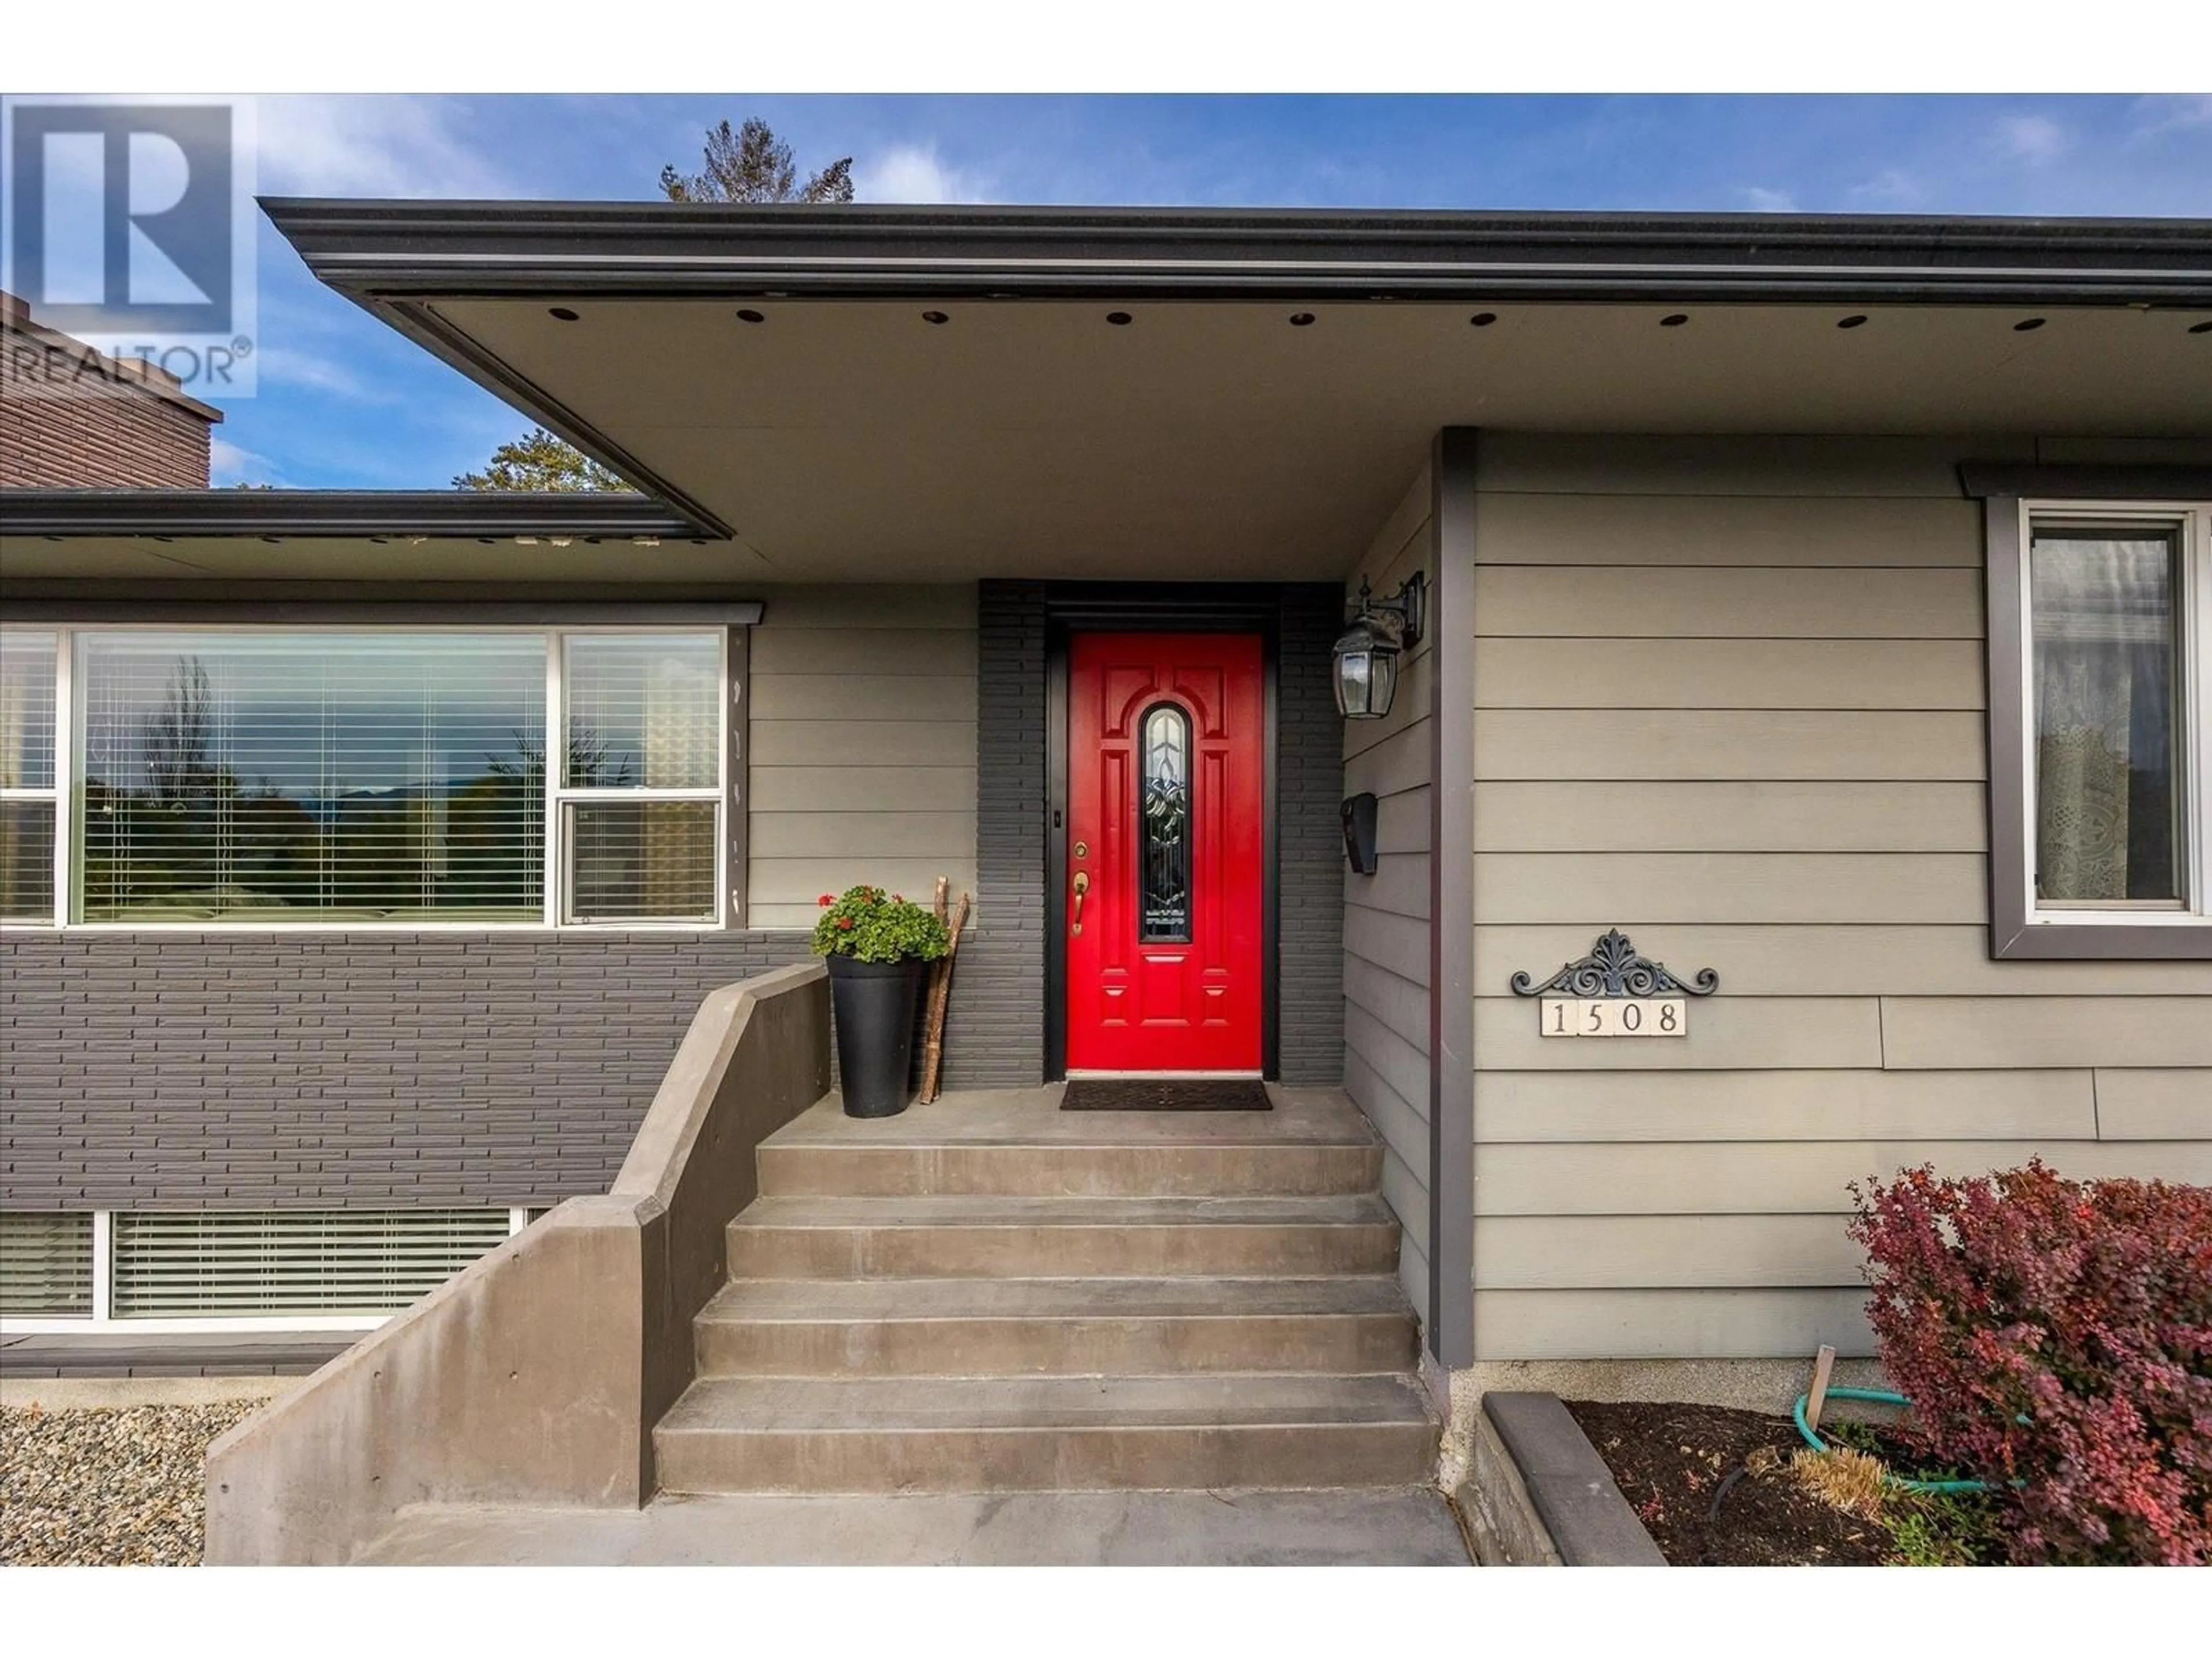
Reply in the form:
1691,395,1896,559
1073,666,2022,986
1341,792,1380,873
1332,571,1427,719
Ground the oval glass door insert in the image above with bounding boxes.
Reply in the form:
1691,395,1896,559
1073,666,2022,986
1138,702,1192,943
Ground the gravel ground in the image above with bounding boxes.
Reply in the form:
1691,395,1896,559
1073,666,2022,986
1,1402,261,1566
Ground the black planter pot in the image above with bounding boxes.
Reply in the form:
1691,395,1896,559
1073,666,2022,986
825,953,929,1118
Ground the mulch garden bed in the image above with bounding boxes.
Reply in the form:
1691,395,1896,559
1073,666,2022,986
1564,1398,2001,1567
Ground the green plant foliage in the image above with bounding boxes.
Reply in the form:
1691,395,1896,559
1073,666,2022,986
809,884,950,964
452,427,631,493
1884,1488,2008,1567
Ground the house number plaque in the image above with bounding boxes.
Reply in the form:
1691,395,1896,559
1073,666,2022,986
1540,997,1686,1037
1510,929,1717,1040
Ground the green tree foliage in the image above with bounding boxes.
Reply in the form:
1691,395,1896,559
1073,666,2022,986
659,116,854,204
452,426,631,493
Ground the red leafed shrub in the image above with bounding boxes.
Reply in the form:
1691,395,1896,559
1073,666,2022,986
1847,1160,2212,1565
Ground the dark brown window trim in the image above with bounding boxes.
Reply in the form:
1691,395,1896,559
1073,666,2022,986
1982,493,2212,961
1960,463,2212,502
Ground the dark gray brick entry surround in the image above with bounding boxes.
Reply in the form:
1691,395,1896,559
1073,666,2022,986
2,584,1345,1211
972,581,1346,1091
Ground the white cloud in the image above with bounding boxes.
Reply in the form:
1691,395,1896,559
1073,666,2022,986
1849,168,1927,207
1741,187,1798,213
257,96,514,198
1997,114,2070,164
255,343,377,399
2130,94,2212,134
861,143,991,204
209,435,279,486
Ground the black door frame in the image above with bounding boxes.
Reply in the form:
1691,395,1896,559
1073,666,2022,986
1042,585,1283,1081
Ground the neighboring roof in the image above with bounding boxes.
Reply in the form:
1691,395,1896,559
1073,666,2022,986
0,289,225,423
264,201,2212,305
0,488,706,539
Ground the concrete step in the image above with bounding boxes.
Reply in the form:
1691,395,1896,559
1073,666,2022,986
358,1488,1474,1566
653,1373,1441,1494
725,1193,1401,1280
755,1136,1381,1199
694,1275,1419,1378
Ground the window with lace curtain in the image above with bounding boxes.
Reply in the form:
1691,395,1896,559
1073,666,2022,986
1991,499,2210,958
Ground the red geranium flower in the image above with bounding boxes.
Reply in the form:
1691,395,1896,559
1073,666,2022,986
818,893,834,906
837,916,854,930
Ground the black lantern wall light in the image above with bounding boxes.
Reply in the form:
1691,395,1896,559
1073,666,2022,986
1331,572,1427,719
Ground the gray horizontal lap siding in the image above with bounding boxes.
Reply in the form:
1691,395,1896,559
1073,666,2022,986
1464,432,2212,1362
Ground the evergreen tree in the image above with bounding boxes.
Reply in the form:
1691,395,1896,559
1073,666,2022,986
659,117,854,204
452,427,631,493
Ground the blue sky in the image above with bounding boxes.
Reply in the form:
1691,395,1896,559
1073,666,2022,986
212,94,2212,490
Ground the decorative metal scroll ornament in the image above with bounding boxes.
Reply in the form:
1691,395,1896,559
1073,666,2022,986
1509,929,1719,998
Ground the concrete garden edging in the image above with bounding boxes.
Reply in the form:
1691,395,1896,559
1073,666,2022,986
202,962,831,1565
1454,1391,1668,1566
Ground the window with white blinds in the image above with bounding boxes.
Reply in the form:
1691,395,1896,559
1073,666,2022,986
109,1209,513,1317
0,630,58,923
0,624,729,928
559,633,723,923
0,1211,94,1316
75,632,548,922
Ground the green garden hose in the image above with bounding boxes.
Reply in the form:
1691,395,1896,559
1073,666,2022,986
1792,1387,1992,1494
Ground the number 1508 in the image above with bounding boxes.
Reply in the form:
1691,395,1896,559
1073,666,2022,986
1539,998,1688,1038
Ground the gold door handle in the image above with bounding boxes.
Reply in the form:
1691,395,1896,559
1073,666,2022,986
1071,870,1089,934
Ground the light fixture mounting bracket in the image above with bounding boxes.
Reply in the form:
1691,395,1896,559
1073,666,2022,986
1347,570,1426,647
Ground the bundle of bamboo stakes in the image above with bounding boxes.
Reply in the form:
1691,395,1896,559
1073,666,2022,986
918,874,971,1103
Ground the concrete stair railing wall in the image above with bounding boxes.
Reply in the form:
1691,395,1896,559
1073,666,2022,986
202,962,832,1566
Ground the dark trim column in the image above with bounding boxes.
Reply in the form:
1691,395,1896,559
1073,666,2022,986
1427,429,1478,1368
964,581,1051,1088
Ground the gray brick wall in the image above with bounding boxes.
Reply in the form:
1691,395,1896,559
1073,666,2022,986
1,931,810,1210
960,581,1050,1088
1276,585,1349,1087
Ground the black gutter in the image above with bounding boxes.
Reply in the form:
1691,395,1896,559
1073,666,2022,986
0,489,708,540
263,201,2212,306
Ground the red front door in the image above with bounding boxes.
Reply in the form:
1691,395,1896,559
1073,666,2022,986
1065,632,1265,1073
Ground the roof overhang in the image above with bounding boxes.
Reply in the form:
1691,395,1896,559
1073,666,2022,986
0,487,701,539
0,488,734,586
111,204,2212,582
266,201,2212,306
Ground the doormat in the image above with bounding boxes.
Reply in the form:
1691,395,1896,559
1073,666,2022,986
1060,1078,1272,1112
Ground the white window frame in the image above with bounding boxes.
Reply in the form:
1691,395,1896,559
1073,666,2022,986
552,628,729,926
0,1205,533,1336
0,620,738,934
1988,497,2212,959
0,628,64,927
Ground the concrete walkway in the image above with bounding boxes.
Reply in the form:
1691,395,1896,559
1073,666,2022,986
359,1487,1473,1566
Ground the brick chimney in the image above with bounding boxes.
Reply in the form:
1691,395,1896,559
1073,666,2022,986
1,290,225,488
